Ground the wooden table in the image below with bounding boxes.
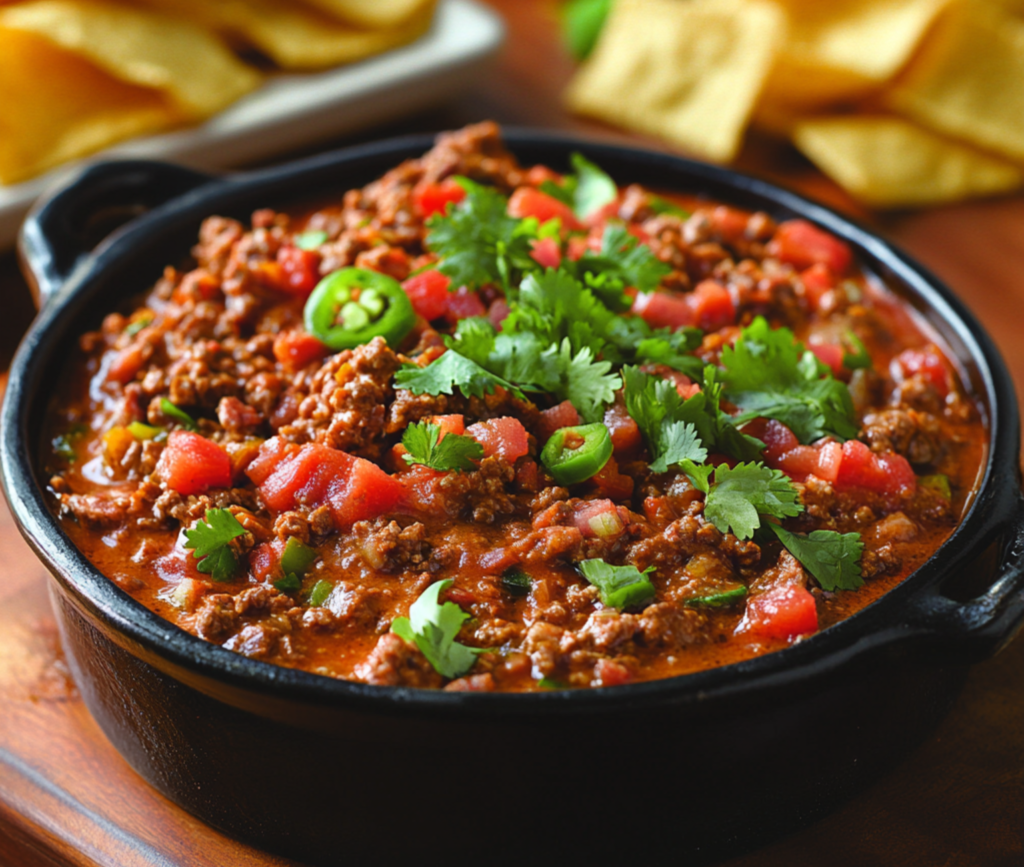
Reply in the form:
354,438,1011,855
1,2,1022,864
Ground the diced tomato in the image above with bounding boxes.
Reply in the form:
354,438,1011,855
603,403,642,454
247,439,403,528
466,417,529,462
275,246,321,296
487,298,510,330
153,543,203,583
594,658,633,687
537,400,581,443
590,457,634,501
273,330,328,370
249,539,285,582
412,178,465,218
744,418,798,461
525,165,562,186
445,586,476,607
659,368,701,400
742,585,818,641
529,235,562,269
400,463,447,512
107,343,147,385
444,286,487,324
809,342,845,377
515,458,539,492
573,499,627,539
741,418,842,483
834,440,916,495
507,186,582,230
431,414,465,438
800,263,835,311
894,347,950,398
585,199,622,226
329,458,406,529
768,219,852,275
157,431,232,496
710,205,750,243
633,291,694,330
688,280,736,331
402,270,451,321
566,235,589,261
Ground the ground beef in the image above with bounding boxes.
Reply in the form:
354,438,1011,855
354,633,443,688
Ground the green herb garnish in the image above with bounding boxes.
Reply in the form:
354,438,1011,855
401,421,484,472
125,313,153,336
273,573,302,592
127,421,163,440
183,508,247,582
768,524,865,592
698,462,803,541
841,330,872,370
720,317,858,443
685,587,748,608
500,567,532,597
578,559,656,610
394,350,525,401
390,579,488,679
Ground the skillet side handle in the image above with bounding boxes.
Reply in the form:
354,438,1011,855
905,493,1024,665
18,161,216,308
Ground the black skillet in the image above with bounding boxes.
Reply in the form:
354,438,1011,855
3,132,1023,865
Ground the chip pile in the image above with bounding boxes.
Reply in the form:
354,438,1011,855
565,0,1024,207
0,0,437,185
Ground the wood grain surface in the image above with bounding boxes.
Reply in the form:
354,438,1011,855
1,1,1022,864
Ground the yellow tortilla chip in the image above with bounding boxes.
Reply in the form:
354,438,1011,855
566,0,784,163
0,0,260,119
0,26,175,185
136,0,433,70
792,115,1023,208
885,1,1024,162
301,0,435,30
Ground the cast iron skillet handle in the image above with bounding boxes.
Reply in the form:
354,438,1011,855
19,160,216,308
904,493,1024,664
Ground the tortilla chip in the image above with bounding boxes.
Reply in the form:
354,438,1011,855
565,0,784,163
885,1,1024,162
0,26,176,185
0,0,260,119
301,0,435,30
792,115,1023,208
136,0,433,70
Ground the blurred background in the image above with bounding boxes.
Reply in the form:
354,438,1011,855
0,1,1021,864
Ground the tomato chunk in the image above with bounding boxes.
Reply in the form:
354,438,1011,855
589,457,634,501
157,431,232,496
529,235,562,269
329,458,406,528
507,187,582,230
402,270,451,321
809,342,844,377
689,280,736,331
834,440,916,495
800,263,835,311
768,219,852,275
466,417,529,462
444,286,487,324
894,347,950,398
275,246,321,296
633,291,693,329
573,499,627,539
537,400,581,443
273,330,327,370
603,403,642,455
431,414,465,438
742,585,818,641
413,178,466,218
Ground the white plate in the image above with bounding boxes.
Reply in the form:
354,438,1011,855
0,0,504,249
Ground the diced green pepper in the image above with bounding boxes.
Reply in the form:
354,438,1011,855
127,421,164,440
273,574,302,593
160,398,197,431
293,230,328,250
308,579,333,607
280,537,317,577
684,586,748,608
919,473,952,500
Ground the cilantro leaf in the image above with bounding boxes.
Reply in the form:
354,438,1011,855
539,177,576,206
571,225,672,296
402,422,484,472
424,177,539,292
394,350,524,400
578,559,656,610
183,508,247,582
543,339,620,422
570,152,618,219
654,420,707,474
634,326,704,378
769,524,865,591
622,365,762,470
563,0,613,60
720,317,858,443
649,196,691,219
703,463,803,540
390,579,487,679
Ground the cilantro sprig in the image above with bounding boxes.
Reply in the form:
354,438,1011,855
402,421,484,472
183,508,247,582
394,350,524,400
391,579,488,679
692,462,803,541
721,317,858,443
578,559,656,610
424,177,542,293
769,524,865,591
